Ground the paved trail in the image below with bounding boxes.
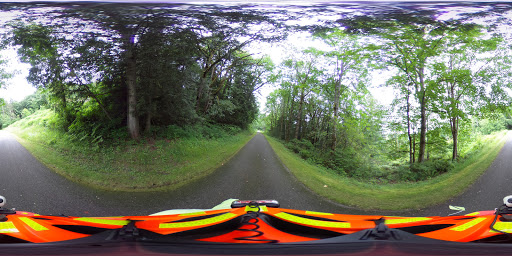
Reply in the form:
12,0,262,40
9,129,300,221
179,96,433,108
1,130,511,217
411,132,512,217
0,132,351,216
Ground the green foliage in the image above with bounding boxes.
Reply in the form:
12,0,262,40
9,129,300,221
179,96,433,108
6,108,254,191
276,116,499,184
285,139,317,161
265,42,391,182
260,13,512,186
398,160,455,182
476,117,508,135
6,6,271,141
156,123,242,140
5,4,512,189
249,113,266,132
266,130,508,210
21,108,32,118
325,147,362,176
0,90,48,128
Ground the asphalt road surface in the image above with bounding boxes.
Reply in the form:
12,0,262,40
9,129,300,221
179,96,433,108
0,131,355,216
1,130,511,217
412,132,512,217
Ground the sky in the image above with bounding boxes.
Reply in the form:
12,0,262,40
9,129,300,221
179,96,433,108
0,49,34,103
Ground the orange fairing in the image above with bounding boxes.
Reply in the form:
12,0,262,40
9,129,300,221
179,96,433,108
198,219,319,243
1,207,512,244
130,208,242,235
0,213,129,243
130,207,512,243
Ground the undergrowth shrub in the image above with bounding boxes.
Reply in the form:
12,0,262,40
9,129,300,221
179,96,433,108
397,159,454,182
275,134,459,183
286,139,316,160
157,123,243,140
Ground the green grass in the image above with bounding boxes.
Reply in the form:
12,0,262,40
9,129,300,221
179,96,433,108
265,131,510,211
6,109,255,191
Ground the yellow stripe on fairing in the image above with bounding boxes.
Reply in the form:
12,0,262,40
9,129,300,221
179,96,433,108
274,212,350,228
178,212,206,216
245,205,268,212
75,218,130,226
19,217,48,231
491,222,512,233
385,217,431,225
305,211,334,216
0,222,18,233
450,217,486,231
159,213,237,229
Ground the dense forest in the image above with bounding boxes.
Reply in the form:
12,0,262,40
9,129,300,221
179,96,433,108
1,3,512,183
1,3,279,139
264,14,512,182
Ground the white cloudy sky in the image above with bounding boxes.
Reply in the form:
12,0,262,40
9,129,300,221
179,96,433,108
0,49,34,102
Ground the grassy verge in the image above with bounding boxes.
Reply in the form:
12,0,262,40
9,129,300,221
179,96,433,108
6,109,255,191
265,131,510,211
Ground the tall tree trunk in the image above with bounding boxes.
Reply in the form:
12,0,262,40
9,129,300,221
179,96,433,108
202,71,216,114
332,79,340,151
196,75,206,114
286,94,295,143
56,84,71,124
295,87,305,140
418,97,427,163
425,118,430,160
413,134,416,163
280,107,285,139
126,56,139,140
406,88,414,164
144,112,152,135
449,83,459,162
122,32,139,140
144,98,152,135
417,69,427,163
280,95,287,140
451,116,458,161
